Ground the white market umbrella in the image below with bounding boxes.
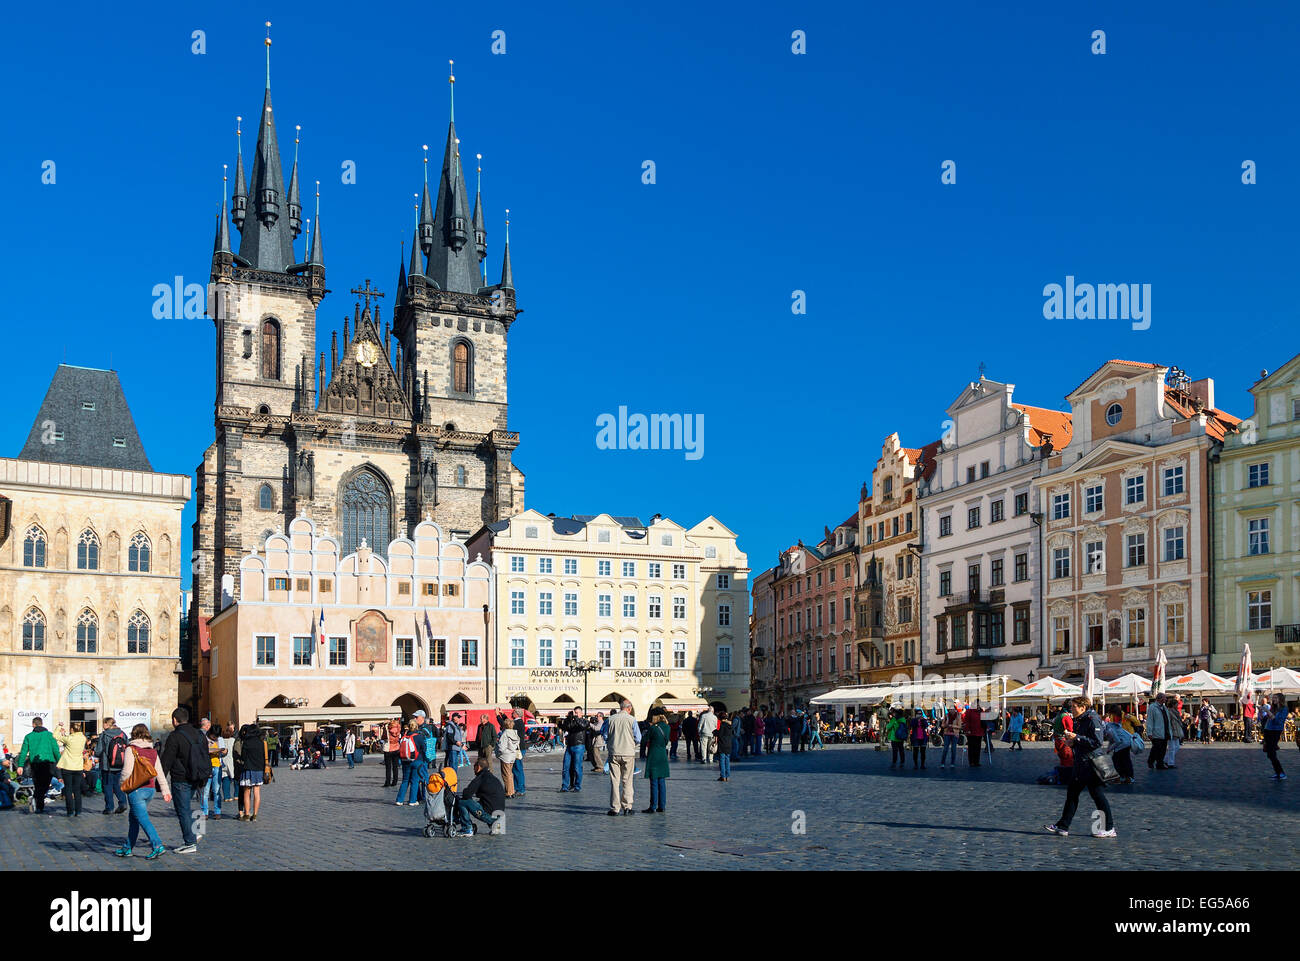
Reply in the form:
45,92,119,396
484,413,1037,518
1152,649,1168,694
1096,673,1152,697
1252,667,1300,694
1002,676,1083,702
1236,645,1253,706
1085,655,1096,702
1163,670,1236,694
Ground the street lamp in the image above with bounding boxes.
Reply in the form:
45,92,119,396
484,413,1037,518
566,659,603,714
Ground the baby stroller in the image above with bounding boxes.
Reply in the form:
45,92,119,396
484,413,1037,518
421,766,460,838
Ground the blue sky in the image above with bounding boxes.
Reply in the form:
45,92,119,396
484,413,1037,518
2,0,1297,585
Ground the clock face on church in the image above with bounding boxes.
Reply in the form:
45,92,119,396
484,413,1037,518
356,341,379,368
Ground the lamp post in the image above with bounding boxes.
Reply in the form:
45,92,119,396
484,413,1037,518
693,686,716,711
567,659,602,714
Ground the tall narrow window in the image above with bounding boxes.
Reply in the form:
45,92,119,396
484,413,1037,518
258,484,273,510
23,526,46,568
340,468,392,560
453,341,470,393
76,609,99,654
128,531,151,572
22,608,46,651
76,529,100,571
261,319,281,380
126,610,150,654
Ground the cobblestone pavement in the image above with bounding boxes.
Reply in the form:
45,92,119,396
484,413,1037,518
2,742,1293,871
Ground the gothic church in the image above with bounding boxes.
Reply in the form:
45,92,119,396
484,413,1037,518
191,56,524,631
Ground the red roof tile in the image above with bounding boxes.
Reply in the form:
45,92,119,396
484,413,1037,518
1012,404,1074,450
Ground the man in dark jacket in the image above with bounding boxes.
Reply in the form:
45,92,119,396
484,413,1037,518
787,713,804,753
560,709,587,791
475,715,497,760
160,708,206,852
456,758,505,836
682,711,700,762
741,710,756,757
96,717,129,815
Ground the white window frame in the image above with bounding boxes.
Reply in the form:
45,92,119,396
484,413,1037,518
510,636,525,667
254,634,277,668
538,637,554,667
598,593,612,618
291,635,313,669
395,635,415,669
672,639,686,669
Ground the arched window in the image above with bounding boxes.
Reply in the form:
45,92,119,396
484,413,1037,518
340,468,391,560
455,465,466,487
127,610,150,654
76,609,99,653
452,341,471,393
261,319,282,380
259,483,274,511
128,531,151,572
22,608,46,651
77,529,100,571
22,526,46,568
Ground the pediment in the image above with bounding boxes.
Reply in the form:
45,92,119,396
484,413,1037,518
1059,440,1151,475
319,310,412,421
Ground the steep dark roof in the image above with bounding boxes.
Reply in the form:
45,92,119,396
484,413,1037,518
236,87,296,271
426,121,484,294
18,366,152,470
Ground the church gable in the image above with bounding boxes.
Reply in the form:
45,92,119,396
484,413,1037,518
319,307,413,422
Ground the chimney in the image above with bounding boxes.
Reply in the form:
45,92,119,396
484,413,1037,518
1188,378,1215,412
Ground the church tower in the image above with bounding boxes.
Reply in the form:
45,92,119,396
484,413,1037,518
192,41,524,647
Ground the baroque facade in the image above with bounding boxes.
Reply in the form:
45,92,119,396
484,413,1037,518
191,60,525,680
921,377,1071,682
1212,353,1300,673
1033,360,1239,683
467,511,749,717
0,366,191,745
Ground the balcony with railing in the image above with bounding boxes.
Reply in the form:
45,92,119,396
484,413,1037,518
1276,625,1300,646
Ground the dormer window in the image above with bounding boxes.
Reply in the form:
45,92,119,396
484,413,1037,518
113,437,126,448
82,402,95,411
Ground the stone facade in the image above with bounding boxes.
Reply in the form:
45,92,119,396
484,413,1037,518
749,566,776,708
0,456,191,744
1212,353,1300,673
921,378,1070,682
1033,360,1239,683
205,516,493,729
466,511,750,717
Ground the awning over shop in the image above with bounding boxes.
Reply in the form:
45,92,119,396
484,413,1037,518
256,706,396,723
812,675,1010,705
651,701,710,714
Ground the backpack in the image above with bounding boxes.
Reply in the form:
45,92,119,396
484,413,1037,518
399,735,418,760
182,728,210,787
105,733,129,771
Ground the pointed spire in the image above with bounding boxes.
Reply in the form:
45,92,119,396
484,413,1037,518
472,153,487,279
231,117,248,230
418,144,434,254
499,208,514,290
287,124,303,239
214,165,232,256
237,25,293,272
409,227,424,279
395,240,407,309
307,181,323,265
426,65,483,294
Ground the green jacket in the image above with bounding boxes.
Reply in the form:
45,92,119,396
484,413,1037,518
643,721,671,780
16,728,59,766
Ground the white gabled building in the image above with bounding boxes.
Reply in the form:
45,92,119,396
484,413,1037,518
920,376,1072,684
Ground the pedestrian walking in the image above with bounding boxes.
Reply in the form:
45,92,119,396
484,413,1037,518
1046,696,1117,838
237,724,266,822
383,718,401,787
475,713,497,760
809,714,824,750
715,712,734,782
160,708,208,853
13,716,60,815
559,708,588,792
53,722,88,818
511,713,527,796
698,706,718,764
1165,698,1186,768
1145,693,1172,770
113,724,171,860
909,711,928,769
605,700,641,815
1262,693,1289,781
887,710,907,768
1242,697,1257,743
740,709,756,757
681,712,702,764
1102,704,1137,784
344,727,357,769
753,712,766,755
95,718,129,815
786,712,804,754
1197,700,1213,744
443,714,466,770
496,717,521,797
219,725,237,802
939,706,961,768
396,720,422,806
201,727,224,820
266,730,280,768
1008,707,1025,750
643,711,670,812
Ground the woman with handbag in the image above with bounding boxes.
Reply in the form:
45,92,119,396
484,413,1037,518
1046,696,1117,838
114,724,171,860
53,722,88,818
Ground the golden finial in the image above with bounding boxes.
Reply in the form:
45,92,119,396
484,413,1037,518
449,59,456,121
422,144,429,183
264,21,272,87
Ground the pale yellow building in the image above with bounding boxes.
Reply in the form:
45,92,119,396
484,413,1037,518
468,511,750,717
206,516,495,729
0,366,191,746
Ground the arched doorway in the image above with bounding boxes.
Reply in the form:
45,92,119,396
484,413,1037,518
323,693,356,708
391,692,429,720
67,681,102,737
447,692,473,705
